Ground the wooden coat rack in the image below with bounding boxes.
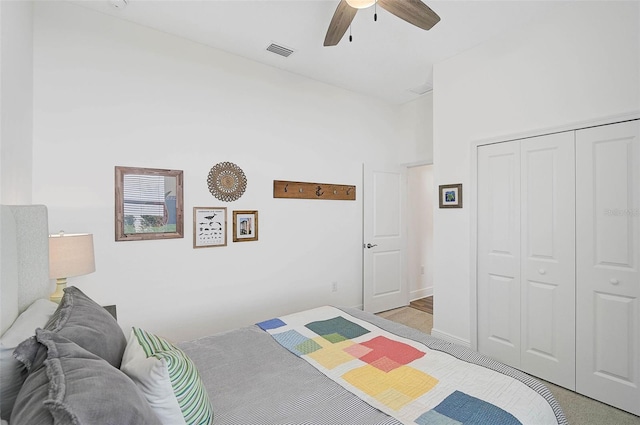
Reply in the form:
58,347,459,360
273,180,356,201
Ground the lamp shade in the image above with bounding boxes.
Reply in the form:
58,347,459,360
49,233,96,279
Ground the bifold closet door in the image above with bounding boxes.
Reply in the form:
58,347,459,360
576,120,640,415
519,133,575,390
477,142,521,368
478,132,575,390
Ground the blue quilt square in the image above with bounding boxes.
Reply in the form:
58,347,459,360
256,318,286,331
272,330,312,356
433,391,521,425
415,410,462,425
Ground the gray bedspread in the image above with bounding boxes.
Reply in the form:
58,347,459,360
179,315,400,424
179,307,566,425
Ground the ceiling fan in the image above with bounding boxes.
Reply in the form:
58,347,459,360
324,0,440,46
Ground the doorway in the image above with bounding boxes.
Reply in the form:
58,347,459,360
407,164,434,302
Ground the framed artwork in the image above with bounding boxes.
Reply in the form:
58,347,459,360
115,166,184,241
439,183,463,208
233,210,258,242
193,207,227,248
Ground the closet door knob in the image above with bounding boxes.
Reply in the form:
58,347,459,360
538,269,546,275
610,278,619,285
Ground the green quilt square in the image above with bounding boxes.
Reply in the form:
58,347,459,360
323,332,347,343
295,338,323,354
306,316,370,342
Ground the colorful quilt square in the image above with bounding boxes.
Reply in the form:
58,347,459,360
305,316,370,342
369,356,402,373
343,364,438,410
359,336,425,368
343,343,373,359
377,388,414,411
323,332,347,343
430,391,521,425
272,330,311,356
415,410,462,425
307,338,357,369
295,338,323,355
256,318,286,331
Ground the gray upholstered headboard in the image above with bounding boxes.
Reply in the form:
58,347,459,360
0,205,51,334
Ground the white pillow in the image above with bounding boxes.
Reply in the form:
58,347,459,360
120,327,213,425
0,298,58,420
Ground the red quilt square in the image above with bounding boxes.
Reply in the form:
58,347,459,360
369,356,403,372
359,336,425,367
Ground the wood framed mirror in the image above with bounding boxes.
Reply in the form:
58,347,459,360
115,166,184,241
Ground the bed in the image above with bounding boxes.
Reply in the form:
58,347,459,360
0,205,568,425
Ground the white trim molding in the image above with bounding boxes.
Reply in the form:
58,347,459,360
410,288,432,301
468,110,640,352
431,328,471,348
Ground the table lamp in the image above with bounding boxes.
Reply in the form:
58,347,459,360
49,231,96,303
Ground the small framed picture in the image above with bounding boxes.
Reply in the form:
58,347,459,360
233,210,258,242
439,184,463,208
193,207,227,248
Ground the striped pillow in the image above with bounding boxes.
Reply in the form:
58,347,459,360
120,328,213,425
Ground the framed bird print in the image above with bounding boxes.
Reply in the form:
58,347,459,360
193,207,227,248
438,183,463,208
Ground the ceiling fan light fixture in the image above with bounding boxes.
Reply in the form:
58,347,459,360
345,0,376,9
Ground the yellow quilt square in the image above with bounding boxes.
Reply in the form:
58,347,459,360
376,388,414,411
388,365,439,398
307,338,356,369
343,364,438,410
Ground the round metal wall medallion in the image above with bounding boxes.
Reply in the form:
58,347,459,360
207,162,247,202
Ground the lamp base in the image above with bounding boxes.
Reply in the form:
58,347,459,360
50,278,67,304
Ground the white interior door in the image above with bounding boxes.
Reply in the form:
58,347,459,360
520,132,576,390
576,120,640,415
363,163,407,313
478,133,576,387
477,142,522,367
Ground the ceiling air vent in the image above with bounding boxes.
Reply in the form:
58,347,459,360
408,82,433,95
266,43,295,58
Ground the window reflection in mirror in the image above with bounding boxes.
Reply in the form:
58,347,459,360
115,167,184,241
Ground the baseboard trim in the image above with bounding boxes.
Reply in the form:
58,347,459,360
410,288,432,301
430,328,471,348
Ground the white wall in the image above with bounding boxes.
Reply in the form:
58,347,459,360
1,0,33,204
31,2,427,341
399,92,434,165
432,1,640,344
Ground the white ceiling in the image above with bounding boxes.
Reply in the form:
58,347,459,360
69,0,565,104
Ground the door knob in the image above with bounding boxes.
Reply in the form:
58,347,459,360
365,243,378,249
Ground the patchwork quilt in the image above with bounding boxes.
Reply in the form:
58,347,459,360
257,306,562,425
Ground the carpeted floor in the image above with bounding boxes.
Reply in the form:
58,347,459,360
377,306,640,425
542,380,640,425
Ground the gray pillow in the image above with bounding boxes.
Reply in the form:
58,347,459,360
10,329,161,425
0,299,57,420
14,286,126,370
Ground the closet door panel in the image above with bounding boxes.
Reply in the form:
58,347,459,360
520,132,576,390
576,120,640,415
477,142,521,367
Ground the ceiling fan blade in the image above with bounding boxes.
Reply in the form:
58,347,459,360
377,0,440,31
324,0,358,46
